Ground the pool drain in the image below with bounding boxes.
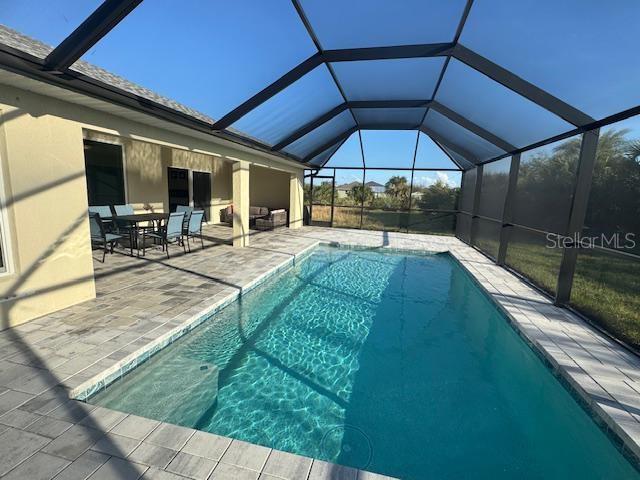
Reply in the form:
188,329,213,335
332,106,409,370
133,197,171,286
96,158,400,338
320,425,373,470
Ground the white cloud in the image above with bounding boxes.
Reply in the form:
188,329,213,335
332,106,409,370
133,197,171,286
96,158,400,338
415,172,458,188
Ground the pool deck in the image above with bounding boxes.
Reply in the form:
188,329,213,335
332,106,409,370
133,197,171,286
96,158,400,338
0,225,639,479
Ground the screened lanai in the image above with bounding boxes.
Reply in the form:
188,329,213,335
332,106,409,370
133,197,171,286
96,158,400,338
0,1,639,349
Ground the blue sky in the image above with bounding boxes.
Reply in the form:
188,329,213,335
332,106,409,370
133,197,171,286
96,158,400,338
1,0,639,170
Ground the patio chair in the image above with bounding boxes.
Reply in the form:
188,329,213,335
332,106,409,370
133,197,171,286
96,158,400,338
112,204,136,242
176,205,194,230
183,209,205,252
89,205,115,233
142,211,185,258
113,204,135,216
88,205,113,219
89,212,124,262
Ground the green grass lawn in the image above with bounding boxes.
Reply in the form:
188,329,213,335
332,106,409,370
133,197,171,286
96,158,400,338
505,238,563,296
571,249,640,350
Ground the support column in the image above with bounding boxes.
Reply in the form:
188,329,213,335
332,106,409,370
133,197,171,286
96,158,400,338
497,154,521,265
232,160,250,247
555,129,599,305
289,171,304,229
469,164,484,246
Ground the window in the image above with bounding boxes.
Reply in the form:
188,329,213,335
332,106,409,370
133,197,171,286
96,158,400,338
83,140,126,206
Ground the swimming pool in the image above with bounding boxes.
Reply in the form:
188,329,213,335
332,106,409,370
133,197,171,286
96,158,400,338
88,245,639,479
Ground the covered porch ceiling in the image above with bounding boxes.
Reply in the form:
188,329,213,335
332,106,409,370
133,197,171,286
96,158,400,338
0,0,638,170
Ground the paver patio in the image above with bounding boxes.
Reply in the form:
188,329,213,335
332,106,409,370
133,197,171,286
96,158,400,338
0,225,639,478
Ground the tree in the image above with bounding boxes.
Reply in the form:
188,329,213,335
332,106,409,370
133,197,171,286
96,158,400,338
347,184,374,205
312,182,334,205
384,176,410,208
419,180,459,210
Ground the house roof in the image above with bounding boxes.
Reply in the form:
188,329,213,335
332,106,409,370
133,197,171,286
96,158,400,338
365,181,384,188
336,181,362,190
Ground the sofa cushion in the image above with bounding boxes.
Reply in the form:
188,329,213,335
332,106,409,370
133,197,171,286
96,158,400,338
249,206,269,216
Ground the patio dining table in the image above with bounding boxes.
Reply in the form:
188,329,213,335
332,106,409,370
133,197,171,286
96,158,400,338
113,212,169,255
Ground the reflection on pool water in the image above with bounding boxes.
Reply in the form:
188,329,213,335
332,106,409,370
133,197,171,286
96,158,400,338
89,246,639,479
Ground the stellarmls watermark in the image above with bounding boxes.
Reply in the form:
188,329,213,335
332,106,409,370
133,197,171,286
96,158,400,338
546,233,637,250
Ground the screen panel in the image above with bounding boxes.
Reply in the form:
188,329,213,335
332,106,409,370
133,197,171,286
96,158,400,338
410,171,461,211
362,170,412,232
478,157,511,220
76,0,317,119
308,141,342,167
331,58,446,101
308,168,335,226
233,65,344,146
325,133,364,168
505,226,563,296
436,59,573,148
353,108,426,129
409,170,461,235
582,115,640,255
512,134,581,235
423,110,505,162
474,218,501,259
456,213,472,243
440,144,475,170
299,0,467,49
414,133,461,169
284,110,355,159
571,248,640,350
360,130,417,168
461,0,640,119
459,168,477,213
333,169,364,229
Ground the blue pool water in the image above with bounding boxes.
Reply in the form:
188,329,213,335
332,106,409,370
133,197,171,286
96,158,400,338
90,246,638,479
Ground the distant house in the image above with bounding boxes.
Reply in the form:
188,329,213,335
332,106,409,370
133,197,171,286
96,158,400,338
365,181,385,197
337,180,386,198
336,181,362,198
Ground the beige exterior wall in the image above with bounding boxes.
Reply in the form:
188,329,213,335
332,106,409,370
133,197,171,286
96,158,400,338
0,94,96,328
0,83,304,329
249,165,290,210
